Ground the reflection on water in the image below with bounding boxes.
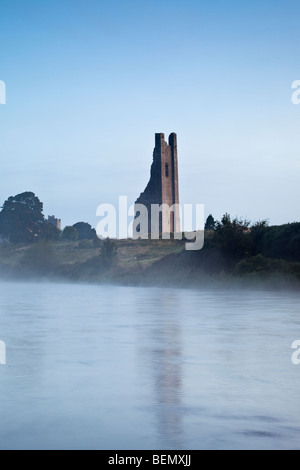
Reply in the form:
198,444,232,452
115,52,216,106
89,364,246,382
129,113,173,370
0,281,299,449
138,293,183,448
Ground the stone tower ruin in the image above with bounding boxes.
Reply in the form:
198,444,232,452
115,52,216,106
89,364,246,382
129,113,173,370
135,132,180,235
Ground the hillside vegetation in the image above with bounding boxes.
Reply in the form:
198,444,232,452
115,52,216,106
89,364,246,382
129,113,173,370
0,192,299,289
0,223,299,289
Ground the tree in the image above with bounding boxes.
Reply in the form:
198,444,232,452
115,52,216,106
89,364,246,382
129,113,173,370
73,222,96,240
214,213,251,259
62,226,78,241
0,192,45,243
250,221,300,262
205,214,215,231
40,222,61,241
99,238,118,267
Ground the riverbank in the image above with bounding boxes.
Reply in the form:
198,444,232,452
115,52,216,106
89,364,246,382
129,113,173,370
0,234,300,290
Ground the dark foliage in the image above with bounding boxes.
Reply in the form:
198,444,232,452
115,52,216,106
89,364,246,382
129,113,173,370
204,214,216,231
251,222,300,262
73,222,97,240
62,226,78,241
0,192,44,243
99,238,118,267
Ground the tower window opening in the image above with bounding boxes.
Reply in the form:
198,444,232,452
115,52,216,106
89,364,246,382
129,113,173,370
165,163,169,178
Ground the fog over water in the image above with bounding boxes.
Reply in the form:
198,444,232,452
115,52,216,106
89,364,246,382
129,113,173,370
0,281,299,450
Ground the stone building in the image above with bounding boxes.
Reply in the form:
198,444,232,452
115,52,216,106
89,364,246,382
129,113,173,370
47,215,61,231
135,133,180,235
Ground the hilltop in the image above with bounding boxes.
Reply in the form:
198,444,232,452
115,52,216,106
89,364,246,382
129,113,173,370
0,191,300,289
0,226,300,290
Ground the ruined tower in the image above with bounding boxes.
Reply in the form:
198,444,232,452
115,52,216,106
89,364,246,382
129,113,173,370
134,133,180,235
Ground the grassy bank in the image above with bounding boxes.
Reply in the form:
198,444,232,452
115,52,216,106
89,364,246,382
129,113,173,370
0,232,300,290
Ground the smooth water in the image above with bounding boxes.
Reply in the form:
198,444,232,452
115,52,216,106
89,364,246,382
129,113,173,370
0,281,299,450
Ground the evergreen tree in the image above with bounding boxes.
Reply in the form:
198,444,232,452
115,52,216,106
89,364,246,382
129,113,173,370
205,214,215,231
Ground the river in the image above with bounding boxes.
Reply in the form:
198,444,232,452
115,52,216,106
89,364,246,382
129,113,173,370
0,281,299,449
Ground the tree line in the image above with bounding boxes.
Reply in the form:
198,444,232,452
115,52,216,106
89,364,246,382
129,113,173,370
202,212,300,263
0,191,299,267
0,191,97,243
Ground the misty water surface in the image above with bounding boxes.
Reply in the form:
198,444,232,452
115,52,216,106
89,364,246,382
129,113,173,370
0,281,299,450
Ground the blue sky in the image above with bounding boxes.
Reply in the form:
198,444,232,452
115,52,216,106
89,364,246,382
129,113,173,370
0,0,300,230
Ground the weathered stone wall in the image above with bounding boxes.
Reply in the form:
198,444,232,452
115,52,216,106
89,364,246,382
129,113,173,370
135,133,180,235
47,215,61,230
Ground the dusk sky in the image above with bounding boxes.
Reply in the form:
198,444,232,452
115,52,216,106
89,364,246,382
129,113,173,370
1,0,300,231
